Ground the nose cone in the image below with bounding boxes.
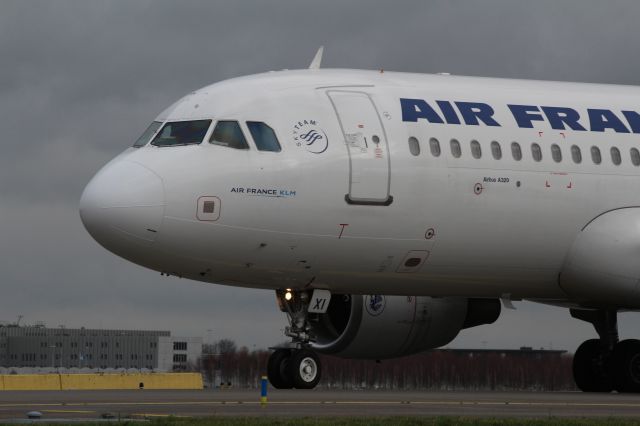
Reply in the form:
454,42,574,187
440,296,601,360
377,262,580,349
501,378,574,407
80,160,165,258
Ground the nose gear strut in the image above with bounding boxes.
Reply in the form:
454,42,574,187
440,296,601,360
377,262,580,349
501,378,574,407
267,289,322,389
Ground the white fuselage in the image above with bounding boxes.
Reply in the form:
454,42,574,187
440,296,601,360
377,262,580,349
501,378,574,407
79,69,640,309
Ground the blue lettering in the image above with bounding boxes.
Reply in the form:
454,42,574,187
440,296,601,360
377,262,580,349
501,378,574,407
541,106,586,131
400,98,639,134
400,98,444,123
588,109,630,133
508,104,544,128
436,100,461,124
455,102,500,126
622,111,640,134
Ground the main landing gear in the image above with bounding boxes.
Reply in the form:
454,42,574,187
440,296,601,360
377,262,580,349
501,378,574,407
267,289,322,389
572,309,640,393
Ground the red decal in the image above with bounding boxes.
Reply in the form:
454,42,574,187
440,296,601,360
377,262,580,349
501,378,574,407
538,131,544,137
567,181,572,189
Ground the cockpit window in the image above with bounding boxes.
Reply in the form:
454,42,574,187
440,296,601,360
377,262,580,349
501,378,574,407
210,121,249,149
133,121,162,148
246,121,281,152
151,120,212,147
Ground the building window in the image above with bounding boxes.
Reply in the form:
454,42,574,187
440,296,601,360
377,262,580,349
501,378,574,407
611,147,622,165
470,140,481,159
531,143,542,162
173,342,188,351
173,354,187,363
490,141,502,160
408,137,420,156
429,138,441,157
571,145,582,164
450,139,462,158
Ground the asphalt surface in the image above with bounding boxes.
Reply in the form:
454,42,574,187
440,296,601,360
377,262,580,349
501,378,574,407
1,389,640,420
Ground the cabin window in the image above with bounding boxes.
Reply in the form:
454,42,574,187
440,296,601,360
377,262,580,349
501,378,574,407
429,138,441,157
151,120,212,147
611,147,622,165
210,121,249,149
571,145,582,164
450,139,462,158
511,142,522,161
551,144,562,163
246,121,281,152
490,141,502,160
591,146,602,164
631,148,640,166
133,121,162,148
531,143,542,162
408,137,420,156
470,140,482,159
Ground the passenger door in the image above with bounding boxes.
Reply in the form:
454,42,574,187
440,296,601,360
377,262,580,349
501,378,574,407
327,91,392,205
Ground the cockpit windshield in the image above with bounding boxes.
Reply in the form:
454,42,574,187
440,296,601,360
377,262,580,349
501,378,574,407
151,120,212,147
132,121,162,148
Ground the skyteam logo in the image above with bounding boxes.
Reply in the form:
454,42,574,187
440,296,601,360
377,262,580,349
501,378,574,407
365,295,386,316
292,119,328,154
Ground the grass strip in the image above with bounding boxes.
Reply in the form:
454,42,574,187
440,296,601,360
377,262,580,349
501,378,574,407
6,416,638,426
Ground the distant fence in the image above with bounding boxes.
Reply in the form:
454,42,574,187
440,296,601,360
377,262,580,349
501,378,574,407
0,373,203,390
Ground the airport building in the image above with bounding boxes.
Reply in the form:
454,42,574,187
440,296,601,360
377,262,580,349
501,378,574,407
0,324,202,371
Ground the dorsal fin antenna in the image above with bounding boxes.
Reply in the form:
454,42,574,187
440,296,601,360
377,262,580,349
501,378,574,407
309,46,324,70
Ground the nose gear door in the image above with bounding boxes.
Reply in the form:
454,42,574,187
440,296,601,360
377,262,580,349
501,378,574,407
327,91,393,206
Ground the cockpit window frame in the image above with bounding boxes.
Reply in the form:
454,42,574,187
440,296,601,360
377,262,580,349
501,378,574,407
133,121,163,148
150,119,213,147
246,121,282,153
209,120,250,150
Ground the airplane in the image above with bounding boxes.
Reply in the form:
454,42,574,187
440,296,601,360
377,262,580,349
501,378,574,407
79,47,640,392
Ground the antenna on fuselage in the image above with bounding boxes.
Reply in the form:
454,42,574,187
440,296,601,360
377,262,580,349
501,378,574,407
309,46,324,69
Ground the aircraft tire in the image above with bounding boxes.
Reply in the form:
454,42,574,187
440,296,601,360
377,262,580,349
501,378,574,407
289,349,321,389
612,339,640,393
573,339,613,392
267,348,294,389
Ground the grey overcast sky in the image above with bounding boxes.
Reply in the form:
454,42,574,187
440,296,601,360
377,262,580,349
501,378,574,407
1,0,639,351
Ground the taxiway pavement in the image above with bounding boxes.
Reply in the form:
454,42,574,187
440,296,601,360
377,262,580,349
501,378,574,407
1,389,639,420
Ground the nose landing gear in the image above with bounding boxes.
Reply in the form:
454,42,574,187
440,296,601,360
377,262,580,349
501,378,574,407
267,289,323,389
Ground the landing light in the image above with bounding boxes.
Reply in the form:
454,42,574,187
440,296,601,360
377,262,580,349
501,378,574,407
285,290,293,301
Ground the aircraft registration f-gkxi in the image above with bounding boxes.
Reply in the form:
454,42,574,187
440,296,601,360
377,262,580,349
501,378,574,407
80,48,640,392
